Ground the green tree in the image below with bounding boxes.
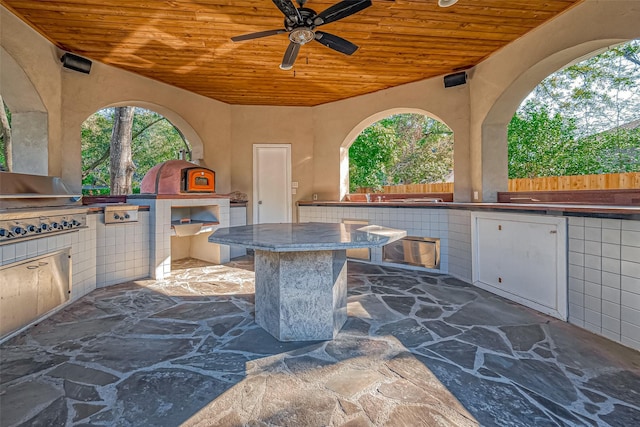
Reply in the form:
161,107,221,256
0,97,11,171
531,40,640,137
349,119,397,192
349,114,454,192
507,102,577,178
387,115,453,184
508,39,640,178
81,107,189,194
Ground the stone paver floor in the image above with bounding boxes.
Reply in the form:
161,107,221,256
1,257,639,426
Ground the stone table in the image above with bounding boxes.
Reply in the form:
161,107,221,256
210,222,406,341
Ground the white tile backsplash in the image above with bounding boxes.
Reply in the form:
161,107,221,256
301,205,639,349
621,276,640,295
622,230,640,247
622,260,640,280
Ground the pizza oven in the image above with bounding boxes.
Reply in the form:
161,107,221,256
140,160,215,195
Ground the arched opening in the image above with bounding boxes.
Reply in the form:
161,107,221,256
481,38,639,201
507,40,639,184
340,108,454,199
0,46,48,175
81,106,194,195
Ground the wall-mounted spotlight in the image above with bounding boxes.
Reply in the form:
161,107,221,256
60,53,92,74
438,0,459,7
443,71,467,88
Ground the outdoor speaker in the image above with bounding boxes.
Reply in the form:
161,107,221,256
444,71,467,88
60,53,92,74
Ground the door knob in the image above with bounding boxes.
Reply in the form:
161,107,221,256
258,201,263,205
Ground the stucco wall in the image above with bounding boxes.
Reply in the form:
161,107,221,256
60,62,232,193
2,0,638,205
1,6,232,193
312,79,471,202
1,9,61,176
230,105,315,223
469,0,640,201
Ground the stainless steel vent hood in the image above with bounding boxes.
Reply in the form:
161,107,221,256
0,172,82,210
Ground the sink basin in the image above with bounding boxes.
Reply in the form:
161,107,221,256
387,198,444,203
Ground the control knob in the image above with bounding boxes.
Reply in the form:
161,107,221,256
71,219,81,227
12,226,26,236
51,222,60,230
61,220,70,229
26,224,37,233
40,223,50,232
0,228,9,238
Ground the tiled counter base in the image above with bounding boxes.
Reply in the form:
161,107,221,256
1,258,639,426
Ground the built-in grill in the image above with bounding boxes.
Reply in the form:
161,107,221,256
1,172,85,340
0,172,87,245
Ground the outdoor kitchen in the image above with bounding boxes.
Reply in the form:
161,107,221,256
1,0,639,426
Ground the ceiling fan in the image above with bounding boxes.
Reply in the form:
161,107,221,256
231,0,372,70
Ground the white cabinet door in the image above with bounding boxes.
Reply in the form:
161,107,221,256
472,212,567,320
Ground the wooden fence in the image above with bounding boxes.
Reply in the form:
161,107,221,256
356,172,639,193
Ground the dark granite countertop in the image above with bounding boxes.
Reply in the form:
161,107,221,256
297,200,640,218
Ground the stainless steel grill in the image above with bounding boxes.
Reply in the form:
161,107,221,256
0,172,87,245
0,208,87,245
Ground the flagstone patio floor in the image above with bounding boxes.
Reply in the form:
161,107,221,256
1,256,639,426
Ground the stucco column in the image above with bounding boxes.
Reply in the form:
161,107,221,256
480,123,509,202
11,112,49,175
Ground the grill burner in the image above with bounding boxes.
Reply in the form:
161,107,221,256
0,172,87,245
0,208,87,245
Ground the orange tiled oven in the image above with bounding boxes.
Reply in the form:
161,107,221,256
183,167,215,193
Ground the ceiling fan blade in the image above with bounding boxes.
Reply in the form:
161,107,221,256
280,42,301,70
314,0,372,26
272,0,302,24
231,29,286,42
314,31,359,55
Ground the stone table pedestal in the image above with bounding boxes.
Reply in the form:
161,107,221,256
255,249,347,341
210,223,406,341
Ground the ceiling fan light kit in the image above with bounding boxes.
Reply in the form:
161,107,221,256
438,0,459,7
231,0,372,70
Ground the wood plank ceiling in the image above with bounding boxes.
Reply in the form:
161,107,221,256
2,0,583,106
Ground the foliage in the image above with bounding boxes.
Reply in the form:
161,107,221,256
508,39,640,178
508,102,578,178
81,107,190,194
530,40,640,137
348,119,397,192
349,114,453,192
0,101,11,170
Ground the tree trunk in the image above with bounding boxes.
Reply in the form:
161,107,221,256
109,106,136,195
0,95,12,172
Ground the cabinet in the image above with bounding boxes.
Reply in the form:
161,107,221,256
229,205,247,258
471,212,567,320
0,250,70,338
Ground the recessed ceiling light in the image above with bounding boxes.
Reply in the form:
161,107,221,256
438,0,459,7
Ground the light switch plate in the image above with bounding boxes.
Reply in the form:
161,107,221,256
292,182,299,188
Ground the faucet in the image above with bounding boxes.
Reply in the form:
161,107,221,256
365,193,371,202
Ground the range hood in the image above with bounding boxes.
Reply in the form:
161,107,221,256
0,172,82,210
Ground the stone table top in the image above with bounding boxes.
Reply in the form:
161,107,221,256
209,222,406,252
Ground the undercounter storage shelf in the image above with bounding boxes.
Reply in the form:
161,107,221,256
170,205,219,228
